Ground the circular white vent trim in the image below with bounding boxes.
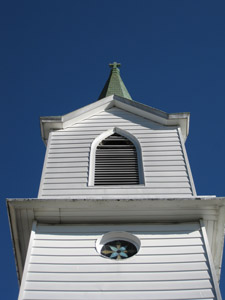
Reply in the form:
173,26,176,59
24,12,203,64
96,231,141,259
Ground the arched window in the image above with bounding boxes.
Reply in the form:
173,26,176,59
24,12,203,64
94,133,139,185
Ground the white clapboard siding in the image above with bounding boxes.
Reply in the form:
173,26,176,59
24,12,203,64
40,188,192,196
38,107,194,197
23,290,215,300
19,222,217,300
32,245,205,255
30,254,206,264
25,280,212,291
28,270,210,281
28,261,209,273
33,238,203,248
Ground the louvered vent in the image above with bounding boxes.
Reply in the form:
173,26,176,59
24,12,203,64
94,133,139,185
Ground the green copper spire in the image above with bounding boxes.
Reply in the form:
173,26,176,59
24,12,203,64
98,62,132,100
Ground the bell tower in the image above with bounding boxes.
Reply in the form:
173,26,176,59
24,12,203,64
7,63,225,300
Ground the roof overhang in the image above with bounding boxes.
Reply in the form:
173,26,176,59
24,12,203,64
40,95,190,145
7,196,225,284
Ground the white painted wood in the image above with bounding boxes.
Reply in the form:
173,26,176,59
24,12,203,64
38,132,53,198
38,107,194,198
8,203,23,280
32,245,204,255
28,261,209,273
18,221,37,300
206,220,214,247
36,222,201,232
42,182,191,189
177,127,196,195
33,237,203,248
34,230,201,238
16,210,26,266
41,188,192,196
49,152,89,158
27,270,210,281
23,290,215,300
48,157,89,162
19,222,218,300
200,220,222,300
25,279,212,291
213,206,225,279
143,160,185,165
44,173,87,178
30,254,206,264
20,209,30,251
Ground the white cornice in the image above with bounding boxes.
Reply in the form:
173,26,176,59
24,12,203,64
40,95,190,145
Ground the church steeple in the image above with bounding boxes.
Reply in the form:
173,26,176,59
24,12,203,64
98,62,132,100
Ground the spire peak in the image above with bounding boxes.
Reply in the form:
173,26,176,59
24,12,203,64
98,62,132,100
109,62,121,73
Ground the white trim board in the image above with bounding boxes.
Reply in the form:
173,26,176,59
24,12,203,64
40,95,190,144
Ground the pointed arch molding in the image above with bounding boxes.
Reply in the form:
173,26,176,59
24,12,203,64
88,128,145,186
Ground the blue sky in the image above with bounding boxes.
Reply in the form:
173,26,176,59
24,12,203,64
1,1,225,298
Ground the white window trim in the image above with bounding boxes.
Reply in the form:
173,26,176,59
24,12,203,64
96,231,141,259
88,127,145,186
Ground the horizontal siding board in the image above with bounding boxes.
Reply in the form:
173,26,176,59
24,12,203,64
44,178,87,184
141,145,182,151
69,117,160,124
33,237,203,248
143,160,185,166
143,151,183,157
41,182,191,189
70,124,173,130
145,171,187,176
32,246,204,256
41,188,192,195
47,157,89,162
64,136,181,142
62,129,179,135
52,140,181,147
48,153,89,158
27,270,210,282
49,145,181,151
144,166,186,171
25,279,212,291
23,290,214,300
30,254,206,264
145,176,188,182
48,148,90,153
50,144,91,149
45,167,88,173
142,155,184,161
51,141,92,145
28,261,209,273
46,162,88,168
44,173,87,178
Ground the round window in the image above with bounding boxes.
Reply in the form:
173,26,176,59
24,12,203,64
96,232,140,260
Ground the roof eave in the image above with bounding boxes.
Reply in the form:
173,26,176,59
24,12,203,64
40,95,190,144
